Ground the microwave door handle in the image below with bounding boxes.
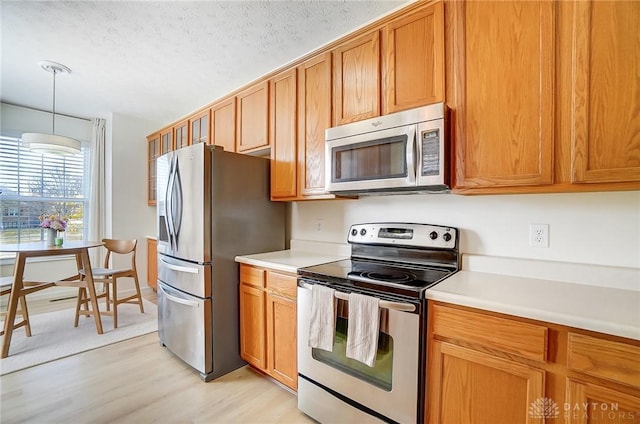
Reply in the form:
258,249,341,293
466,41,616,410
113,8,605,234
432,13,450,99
407,126,418,183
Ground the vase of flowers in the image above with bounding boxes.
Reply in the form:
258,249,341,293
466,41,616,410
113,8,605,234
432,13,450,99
40,215,68,247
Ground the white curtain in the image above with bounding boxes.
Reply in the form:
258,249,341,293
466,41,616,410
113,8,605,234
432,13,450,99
88,118,107,266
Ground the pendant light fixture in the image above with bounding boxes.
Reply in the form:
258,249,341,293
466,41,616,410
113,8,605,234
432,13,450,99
21,61,81,156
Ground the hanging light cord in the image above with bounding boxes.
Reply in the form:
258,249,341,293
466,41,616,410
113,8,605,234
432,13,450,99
51,67,58,134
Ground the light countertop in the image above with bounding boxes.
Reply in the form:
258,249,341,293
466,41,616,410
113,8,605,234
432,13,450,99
426,256,640,341
236,246,639,341
235,240,350,274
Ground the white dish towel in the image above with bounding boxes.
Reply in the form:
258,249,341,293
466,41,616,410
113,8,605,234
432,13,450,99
308,284,336,351
346,293,380,367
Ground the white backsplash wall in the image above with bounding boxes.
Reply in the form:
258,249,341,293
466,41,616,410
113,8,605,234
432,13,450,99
291,191,640,269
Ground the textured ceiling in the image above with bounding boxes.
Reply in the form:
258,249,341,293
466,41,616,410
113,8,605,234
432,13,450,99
1,0,410,127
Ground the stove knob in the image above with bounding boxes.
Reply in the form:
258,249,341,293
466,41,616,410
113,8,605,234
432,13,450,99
429,231,438,240
351,228,358,236
360,229,367,236
443,233,452,242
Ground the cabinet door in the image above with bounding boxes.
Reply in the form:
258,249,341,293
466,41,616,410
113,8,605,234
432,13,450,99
239,283,266,369
211,97,236,152
147,133,159,205
160,128,174,154
236,81,269,153
146,238,157,290
270,69,298,200
569,1,640,184
189,109,210,145
298,52,333,197
333,31,380,125
266,292,297,390
566,379,640,424
383,1,444,114
427,341,545,424
448,1,554,189
174,120,189,150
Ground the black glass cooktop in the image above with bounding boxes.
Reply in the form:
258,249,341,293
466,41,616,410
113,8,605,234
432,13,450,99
298,259,454,299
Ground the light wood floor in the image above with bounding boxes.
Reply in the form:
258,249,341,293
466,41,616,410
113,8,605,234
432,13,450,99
1,290,315,424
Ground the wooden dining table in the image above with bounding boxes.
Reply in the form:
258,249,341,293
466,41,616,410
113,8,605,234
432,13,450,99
1,240,104,358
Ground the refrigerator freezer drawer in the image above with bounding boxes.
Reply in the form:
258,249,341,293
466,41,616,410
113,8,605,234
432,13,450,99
158,281,212,379
158,254,210,298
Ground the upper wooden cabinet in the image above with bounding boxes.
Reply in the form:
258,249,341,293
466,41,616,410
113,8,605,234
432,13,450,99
270,53,336,201
145,0,638,200
449,0,640,194
146,133,160,205
298,52,334,198
159,127,173,155
173,119,189,150
333,31,381,125
189,109,210,145
236,81,270,153
270,69,298,200
210,97,236,152
382,1,444,114
448,0,555,190
567,1,640,184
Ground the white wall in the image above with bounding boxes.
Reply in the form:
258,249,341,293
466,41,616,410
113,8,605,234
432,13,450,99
110,113,160,286
291,191,640,269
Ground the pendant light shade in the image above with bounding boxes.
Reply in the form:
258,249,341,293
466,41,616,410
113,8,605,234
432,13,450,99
21,61,81,156
21,133,81,155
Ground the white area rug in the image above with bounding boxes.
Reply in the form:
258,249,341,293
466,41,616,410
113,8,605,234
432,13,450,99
0,298,157,375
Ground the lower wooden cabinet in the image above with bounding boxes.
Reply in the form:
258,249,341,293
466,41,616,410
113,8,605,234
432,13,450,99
429,341,545,424
146,237,157,291
239,264,297,391
239,280,266,369
566,380,640,424
426,302,640,424
266,284,297,389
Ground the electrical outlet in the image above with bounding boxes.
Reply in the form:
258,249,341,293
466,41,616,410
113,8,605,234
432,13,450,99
529,224,549,248
315,219,324,232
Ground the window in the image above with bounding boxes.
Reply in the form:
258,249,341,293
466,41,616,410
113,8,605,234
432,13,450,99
0,134,90,246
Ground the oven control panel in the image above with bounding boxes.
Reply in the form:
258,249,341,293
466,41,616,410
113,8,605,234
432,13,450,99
347,222,457,249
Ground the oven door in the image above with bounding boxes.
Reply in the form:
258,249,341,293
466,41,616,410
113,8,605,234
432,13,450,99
297,282,420,424
325,124,417,193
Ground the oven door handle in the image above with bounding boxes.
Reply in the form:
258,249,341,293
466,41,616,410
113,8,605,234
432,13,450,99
299,282,416,312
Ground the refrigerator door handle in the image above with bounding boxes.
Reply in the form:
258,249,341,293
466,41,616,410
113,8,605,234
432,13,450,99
171,157,184,247
159,257,200,274
158,283,200,308
165,155,176,251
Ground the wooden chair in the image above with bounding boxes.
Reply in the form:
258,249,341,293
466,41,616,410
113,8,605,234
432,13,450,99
75,239,144,329
0,276,31,337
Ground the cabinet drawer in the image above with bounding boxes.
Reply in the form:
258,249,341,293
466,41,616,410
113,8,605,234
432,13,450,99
567,333,640,388
431,303,548,361
240,265,265,288
267,271,297,300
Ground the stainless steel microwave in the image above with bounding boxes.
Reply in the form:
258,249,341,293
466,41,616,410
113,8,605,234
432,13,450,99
325,103,448,195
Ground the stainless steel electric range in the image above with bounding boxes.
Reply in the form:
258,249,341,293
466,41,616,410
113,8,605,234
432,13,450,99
297,222,459,424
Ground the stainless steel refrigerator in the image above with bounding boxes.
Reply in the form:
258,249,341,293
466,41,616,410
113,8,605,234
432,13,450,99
156,143,284,381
